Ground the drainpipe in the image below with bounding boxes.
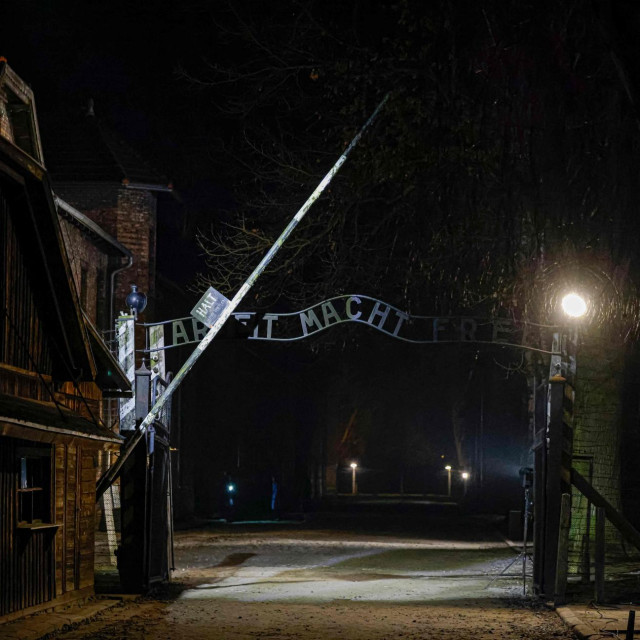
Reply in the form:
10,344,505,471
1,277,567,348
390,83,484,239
109,254,133,331
106,254,133,432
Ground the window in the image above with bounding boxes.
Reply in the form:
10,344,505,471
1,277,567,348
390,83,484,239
16,444,52,525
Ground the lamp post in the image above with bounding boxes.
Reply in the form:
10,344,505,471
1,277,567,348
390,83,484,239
534,290,587,599
350,462,358,495
461,471,470,495
557,291,588,376
445,465,452,498
126,284,147,319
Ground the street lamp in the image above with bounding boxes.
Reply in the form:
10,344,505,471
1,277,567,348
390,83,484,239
350,462,358,495
556,291,587,378
561,292,587,319
445,465,452,497
126,284,147,319
461,471,470,495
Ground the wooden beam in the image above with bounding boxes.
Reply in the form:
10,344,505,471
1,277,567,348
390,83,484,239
554,493,571,606
595,507,605,603
571,468,640,552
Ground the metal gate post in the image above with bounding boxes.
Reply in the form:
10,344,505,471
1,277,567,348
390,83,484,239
542,373,566,598
533,325,577,599
532,380,548,595
118,361,151,592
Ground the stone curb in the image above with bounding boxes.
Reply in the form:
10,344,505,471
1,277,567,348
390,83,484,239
556,606,603,639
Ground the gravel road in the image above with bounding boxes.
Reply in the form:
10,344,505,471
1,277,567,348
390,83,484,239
51,500,577,639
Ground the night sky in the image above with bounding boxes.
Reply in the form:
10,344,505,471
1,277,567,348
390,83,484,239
2,1,227,286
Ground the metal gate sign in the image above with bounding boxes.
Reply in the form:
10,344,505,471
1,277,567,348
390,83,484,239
190,286,230,327
143,294,559,354
117,315,136,431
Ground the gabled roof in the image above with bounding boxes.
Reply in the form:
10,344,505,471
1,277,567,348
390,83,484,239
84,313,132,398
55,195,132,258
41,110,172,191
1,135,132,394
0,134,96,382
0,62,129,390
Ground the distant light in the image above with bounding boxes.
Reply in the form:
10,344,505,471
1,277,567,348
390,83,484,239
445,465,452,470
350,462,358,469
461,472,469,480
561,293,587,318
227,484,235,493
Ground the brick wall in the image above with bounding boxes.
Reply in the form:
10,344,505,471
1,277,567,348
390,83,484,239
54,184,157,322
114,188,157,319
568,331,627,575
55,185,120,237
58,217,109,327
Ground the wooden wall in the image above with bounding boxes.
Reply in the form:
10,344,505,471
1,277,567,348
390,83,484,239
0,437,17,616
0,435,99,620
54,443,97,595
0,437,55,617
57,381,102,423
0,189,53,375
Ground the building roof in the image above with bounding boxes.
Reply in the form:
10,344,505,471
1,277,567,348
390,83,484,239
84,314,132,398
0,62,130,393
55,195,132,258
41,110,172,190
0,392,122,446
0,134,97,381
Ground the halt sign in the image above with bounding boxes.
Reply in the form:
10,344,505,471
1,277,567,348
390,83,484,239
190,286,230,328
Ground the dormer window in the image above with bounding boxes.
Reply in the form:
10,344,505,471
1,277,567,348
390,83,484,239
0,60,44,163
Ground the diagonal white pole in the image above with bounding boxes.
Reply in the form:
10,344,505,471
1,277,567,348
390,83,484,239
97,93,390,499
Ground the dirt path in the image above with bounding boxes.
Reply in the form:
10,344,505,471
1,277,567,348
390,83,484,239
52,510,577,639
51,589,575,640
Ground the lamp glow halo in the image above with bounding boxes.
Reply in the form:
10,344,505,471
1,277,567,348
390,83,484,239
561,293,588,318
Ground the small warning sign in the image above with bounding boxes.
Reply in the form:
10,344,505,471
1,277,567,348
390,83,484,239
190,286,230,328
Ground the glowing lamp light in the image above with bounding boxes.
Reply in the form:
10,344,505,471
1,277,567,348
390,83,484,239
445,465,452,498
350,462,358,495
227,484,235,493
461,472,469,480
561,293,587,318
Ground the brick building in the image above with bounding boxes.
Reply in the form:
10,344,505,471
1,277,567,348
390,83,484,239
41,104,172,327
55,195,132,333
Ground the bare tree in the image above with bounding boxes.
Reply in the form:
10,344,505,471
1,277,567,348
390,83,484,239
184,0,640,342
181,0,640,519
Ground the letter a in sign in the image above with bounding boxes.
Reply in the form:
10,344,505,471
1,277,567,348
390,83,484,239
190,286,231,328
